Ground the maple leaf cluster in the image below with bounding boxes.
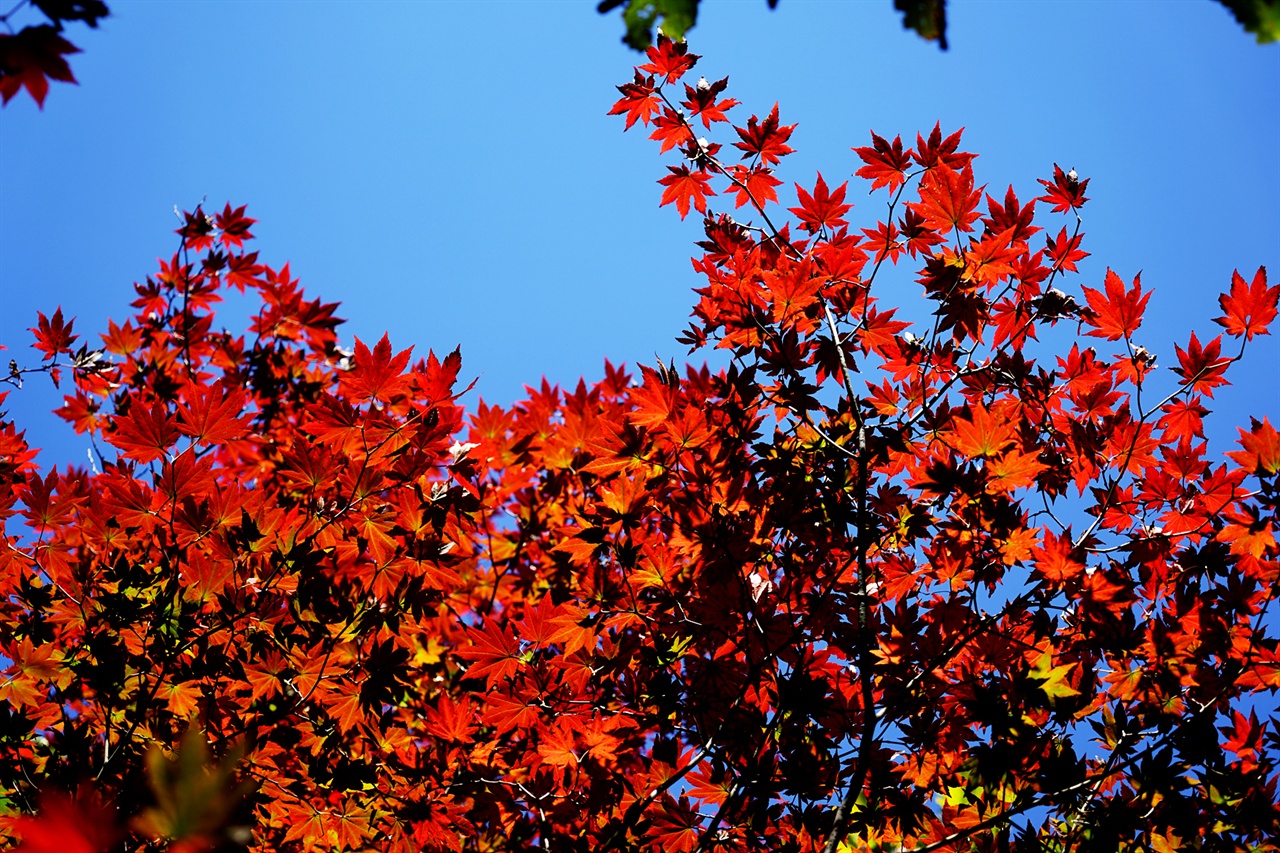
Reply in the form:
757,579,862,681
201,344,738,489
3,36,1280,853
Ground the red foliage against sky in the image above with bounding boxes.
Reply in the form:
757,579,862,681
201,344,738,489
2,37,1278,852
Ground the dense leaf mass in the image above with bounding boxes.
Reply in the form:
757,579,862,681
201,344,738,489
2,37,1279,853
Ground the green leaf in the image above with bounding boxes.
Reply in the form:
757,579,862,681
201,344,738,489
602,0,701,50
655,632,694,666
1216,0,1280,43
894,0,948,49
135,728,257,847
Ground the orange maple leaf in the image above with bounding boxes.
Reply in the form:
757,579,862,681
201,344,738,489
1032,530,1085,583
1227,417,1280,476
986,448,1048,493
455,622,523,688
948,402,1017,459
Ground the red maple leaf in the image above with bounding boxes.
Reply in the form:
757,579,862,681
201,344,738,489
1173,331,1230,397
1081,269,1150,341
899,206,945,257
482,691,541,735
732,104,795,166
764,263,823,328
646,796,703,852
0,26,79,108
54,391,103,435
859,306,911,356
963,227,1021,289
517,596,580,649
100,318,141,355
174,383,250,446
789,173,851,233
214,202,257,249
29,308,77,360
911,164,982,234
1033,529,1085,583
110,401,180,464
649,107,694,153
1045,226,1089,274
340,334,413,403
609,72,660,129
861,219,903,266
983,185,1040,246
912,123,973,173
637,33,698,83
1217,503,1277,559
1157,396,1209,445
681,75,738,128
727,164,782,209
1220,708,1266,771
658,165,715,219
424,694,476,744
627,366,678,429
536,720,580,769
176,206,215,252
986,448,1048,493
1037,163,1090,213
1215,266,1277,342
854,132,912,194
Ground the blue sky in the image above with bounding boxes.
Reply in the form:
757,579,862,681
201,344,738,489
1,0,1277,468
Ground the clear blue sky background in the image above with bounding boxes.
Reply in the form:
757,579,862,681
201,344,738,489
1,0,1277,469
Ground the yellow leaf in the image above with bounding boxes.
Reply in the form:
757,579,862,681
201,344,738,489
1031,659,1080,701
1150,830,1181,853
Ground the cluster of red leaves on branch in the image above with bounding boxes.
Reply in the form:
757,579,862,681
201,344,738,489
3,36,1280,853
0,203,484,850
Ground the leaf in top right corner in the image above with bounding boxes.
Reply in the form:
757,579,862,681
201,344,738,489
1215,266,1277,342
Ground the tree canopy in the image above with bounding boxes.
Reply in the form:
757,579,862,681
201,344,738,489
2,34,1278,852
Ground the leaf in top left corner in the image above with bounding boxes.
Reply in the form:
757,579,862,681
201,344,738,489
0,26,80,108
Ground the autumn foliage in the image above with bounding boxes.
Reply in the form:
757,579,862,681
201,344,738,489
3,37,1280,852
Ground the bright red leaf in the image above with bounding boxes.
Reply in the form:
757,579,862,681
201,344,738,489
658,165,715,219
1215,266,1277,341
1081,268,1151,341
1172,331,1230,396
340,334,413,403
854,131,912,194
789,173,851,233
732,104,795,166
